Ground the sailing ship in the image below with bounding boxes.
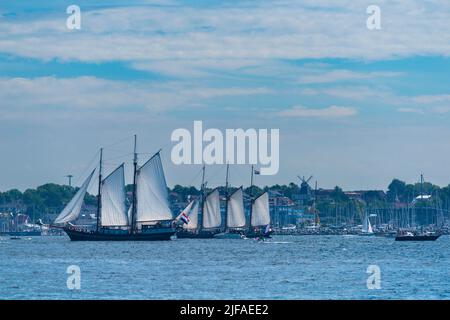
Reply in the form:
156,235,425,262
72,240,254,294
360,212,374,236
176,166,222,238
52,135,176,241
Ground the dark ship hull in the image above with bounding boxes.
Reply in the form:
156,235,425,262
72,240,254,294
64,227,175,241
245,230,272,239
395,234,441,241
214,229,246,239
176,229,220,239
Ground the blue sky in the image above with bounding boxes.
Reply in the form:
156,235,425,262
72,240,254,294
1,0,450,191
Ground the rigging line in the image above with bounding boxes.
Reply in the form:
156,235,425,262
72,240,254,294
204,164,226,187
102,135,135,150
186,166,204,188
71,149,100,187
103,153,133,162
137,139,173,156
104,147,134,154
233,164,253,188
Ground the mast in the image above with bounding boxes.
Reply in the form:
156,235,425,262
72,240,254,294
314,180,319,226
420,173,424,199
248,165,254,231
224,163,229,231
199,165,206,232
96,148,103,232
130,135,138,234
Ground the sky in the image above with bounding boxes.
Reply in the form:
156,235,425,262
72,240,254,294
1,0,450,192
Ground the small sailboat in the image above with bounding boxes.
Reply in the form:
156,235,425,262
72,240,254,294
360,212,374,236
53,135,176,241
176,166,222,238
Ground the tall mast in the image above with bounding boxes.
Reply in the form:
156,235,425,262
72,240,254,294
224,163,229,231
130,135,138,234
248,165,254,231
420,173,424,199
199,165,206,232
314,180,319,226
96,148,103,232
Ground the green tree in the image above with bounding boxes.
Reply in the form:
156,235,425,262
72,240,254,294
387,179,406,202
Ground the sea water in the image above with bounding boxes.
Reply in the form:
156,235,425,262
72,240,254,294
0,235,449,299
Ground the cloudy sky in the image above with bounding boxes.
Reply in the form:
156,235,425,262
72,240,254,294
1,0,450,192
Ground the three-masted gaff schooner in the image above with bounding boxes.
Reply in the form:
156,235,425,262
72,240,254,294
176,166,222,238
53,136,176,241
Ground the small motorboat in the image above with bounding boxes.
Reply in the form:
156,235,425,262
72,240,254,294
395,231,441,241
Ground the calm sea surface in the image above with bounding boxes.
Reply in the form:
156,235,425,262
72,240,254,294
0,235,449,299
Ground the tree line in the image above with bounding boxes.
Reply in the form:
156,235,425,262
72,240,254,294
2,178,450,222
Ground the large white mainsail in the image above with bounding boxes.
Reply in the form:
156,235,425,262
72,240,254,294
54,169,96,225
227,187,246,228
101,164,128,227
251,192,270,227
202,188,221,229
183,200,199,230
362,213,373,234
135,152,173,223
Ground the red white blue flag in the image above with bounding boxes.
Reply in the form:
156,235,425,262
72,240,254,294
180,212,190,224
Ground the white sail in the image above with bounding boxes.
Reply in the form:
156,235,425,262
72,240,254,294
127,204,133,226
54,169,95,224
227,187,246,228
202,188,221,229
175,200,194,222
136,152,173,222
101,164,128,227
251,192,270,227
183,200,199,230
362,213,373,234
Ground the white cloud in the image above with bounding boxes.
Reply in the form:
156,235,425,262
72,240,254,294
278,105,357,118
0,1,449,77
397,108,424,114
410,94,450,104
299,85,392,100
432,106,450,114
398,106,450,115
297,70,401,84
0,76,271,121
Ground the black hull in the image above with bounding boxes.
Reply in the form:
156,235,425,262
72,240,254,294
395,235,441,241
245,231,272,239
63,228,175,241
176,229,220,239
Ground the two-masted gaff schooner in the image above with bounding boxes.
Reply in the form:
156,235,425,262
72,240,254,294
176,166,222,238
53,136,176,241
